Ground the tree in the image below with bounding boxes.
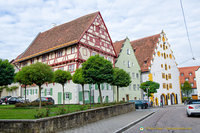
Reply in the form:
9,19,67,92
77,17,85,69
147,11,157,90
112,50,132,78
82,55,113,104
0,86,9,98
181,81,192,97
111,68,131,102
0,59,15,90
72,68,86,104
28,62,54,108
15,66,32,101
140,81,160,101
6,85,18,92
54,69,72,105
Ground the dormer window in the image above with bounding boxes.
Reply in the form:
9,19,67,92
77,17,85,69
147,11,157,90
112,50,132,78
189,73,192,76
57,50,62,57
144,61,147,64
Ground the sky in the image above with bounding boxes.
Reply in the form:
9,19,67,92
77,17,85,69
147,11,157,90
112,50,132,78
0,0,199,67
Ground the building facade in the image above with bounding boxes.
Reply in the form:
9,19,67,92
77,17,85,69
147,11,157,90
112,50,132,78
113,37,141,101
179,66,200,97
195,68,200,99
13,12,117,104
131,31,182,106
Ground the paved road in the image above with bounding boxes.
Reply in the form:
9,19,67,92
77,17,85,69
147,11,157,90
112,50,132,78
125,105,200,133
59,108,156,133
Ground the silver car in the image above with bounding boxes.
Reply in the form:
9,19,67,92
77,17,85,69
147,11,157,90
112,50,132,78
186,100,200,117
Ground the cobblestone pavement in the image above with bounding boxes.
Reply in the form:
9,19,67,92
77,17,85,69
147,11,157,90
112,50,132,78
59,108,157,133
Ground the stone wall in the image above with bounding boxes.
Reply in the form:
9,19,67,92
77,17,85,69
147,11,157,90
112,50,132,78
0,103,135,133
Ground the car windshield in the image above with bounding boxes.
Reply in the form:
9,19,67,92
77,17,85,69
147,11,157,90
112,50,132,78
188,100,200,104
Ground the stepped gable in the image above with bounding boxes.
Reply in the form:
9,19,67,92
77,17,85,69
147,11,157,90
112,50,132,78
16,12,99,62
131,34,160,72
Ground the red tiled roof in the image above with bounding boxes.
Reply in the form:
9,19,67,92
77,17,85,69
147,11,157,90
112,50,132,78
16,12,99,62
178,66,200,89
113,39,126,56
130,34,160,72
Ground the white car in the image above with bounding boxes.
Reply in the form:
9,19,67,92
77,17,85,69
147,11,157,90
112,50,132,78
186,100,200,117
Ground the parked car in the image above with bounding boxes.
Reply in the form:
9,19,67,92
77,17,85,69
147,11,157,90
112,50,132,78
141,100,149,109
0,99,3,105
1,96,11,104
186,100,200,117
7,97,24,104
17,96,30,103
32,97,54,104
129,100,144,109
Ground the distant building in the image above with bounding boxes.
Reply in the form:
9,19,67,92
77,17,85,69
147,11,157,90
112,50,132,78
179,66,200,97
12,12,117,104
195,68,200,99
113,37,141,101
131,31,182,105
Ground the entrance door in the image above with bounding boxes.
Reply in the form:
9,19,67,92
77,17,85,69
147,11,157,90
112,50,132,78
58,92,62,104
176,94,178,104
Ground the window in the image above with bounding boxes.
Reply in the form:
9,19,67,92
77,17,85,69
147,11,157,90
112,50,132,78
123,61,126,65
133,84,136,90
42,55,46,62
31,59,34,64
168,74,171,79
189,73,192,76
181,73,184,76
57,50,62,57
163,44,166,50
128,61,131,68
127,49,131,55
157,51,161,57
162,73,165,79
164,53,166,59
107,57,111,62
92,52,96,56
169,83,172,88
144,61,147,64
163,83,166,88
58,66,64,70
161,64,163,68
169,65,171,69
137,84,140,90
165,64,167,70
191,83,194,87
160,44,162,48
185,78,189,81
161,53,163,57
166,74,168,80
68,64,75,72
71,47,75,54
132,62,134,67
169,54,172,59
194,77,196,81
136,73,139,79
132,72,135,78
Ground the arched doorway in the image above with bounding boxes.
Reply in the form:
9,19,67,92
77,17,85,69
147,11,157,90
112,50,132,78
155,97,158,106
160,94,166,105
176,94,178,104
171,93,176,104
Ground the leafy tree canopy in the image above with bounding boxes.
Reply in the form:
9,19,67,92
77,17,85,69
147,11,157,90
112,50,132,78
72,68,85,85
15,66,32,86
0,59,15,86
6,85,18,92
54,69,72,85
82,55,113,84
28,62,54,86
111,68,131,87
181,81,192,96
140,81,160,97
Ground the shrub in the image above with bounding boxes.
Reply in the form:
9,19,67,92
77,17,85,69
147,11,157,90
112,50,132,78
79,105,86,111
45,108,51,117
182,97,191,102
15,102,53,108
57,107,66,115
34,110,45,118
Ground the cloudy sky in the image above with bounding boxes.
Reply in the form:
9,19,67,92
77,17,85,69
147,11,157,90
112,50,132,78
0,0,199,67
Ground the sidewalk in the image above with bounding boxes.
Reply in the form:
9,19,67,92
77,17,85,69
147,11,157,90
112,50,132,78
59,109,157,133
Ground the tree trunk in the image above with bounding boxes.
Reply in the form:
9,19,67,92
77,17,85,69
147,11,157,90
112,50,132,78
39,85,42,109
24,85,27,103
98,84,102,104
62,84,65,105
117,86,119,102
82,84,85,105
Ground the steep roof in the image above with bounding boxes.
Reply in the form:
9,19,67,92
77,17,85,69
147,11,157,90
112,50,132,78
130,34,160,72
113,39,126,56
16,12,99,62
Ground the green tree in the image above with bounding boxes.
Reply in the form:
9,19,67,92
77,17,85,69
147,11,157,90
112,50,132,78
54,69,72,105
82,55,113,104
0,59,15,94
28,62,54,108
140,81,160,101
6,85,18,92
111,68,131,102
15,66,32,101
72,68,86,104
181,81,192,97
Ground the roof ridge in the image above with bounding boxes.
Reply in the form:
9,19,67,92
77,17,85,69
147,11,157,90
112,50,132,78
131,33,160,43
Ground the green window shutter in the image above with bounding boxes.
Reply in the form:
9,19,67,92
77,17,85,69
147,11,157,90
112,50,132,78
98,96,101,103
33,89,34,95
95,84,98,90
30,89,32,95
24,89,25,96
27,90,29,95
79,92,83,101
89,84,92,90
44,89,47,96
58,92,62,104
101,84,104,90
50,88,53,96
69,92,72,100
107,84,109,90
36,89,38,94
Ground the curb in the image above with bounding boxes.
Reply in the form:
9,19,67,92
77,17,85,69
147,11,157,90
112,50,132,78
114,111,155,133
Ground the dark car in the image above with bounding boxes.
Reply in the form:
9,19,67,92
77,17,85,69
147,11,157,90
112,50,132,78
1,96,12,104
33,97,54,104
129,100,144,109
141,100,149,109
0,99,3,105
7,97,23,104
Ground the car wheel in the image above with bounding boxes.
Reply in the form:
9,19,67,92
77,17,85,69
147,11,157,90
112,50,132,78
187,112,191,117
